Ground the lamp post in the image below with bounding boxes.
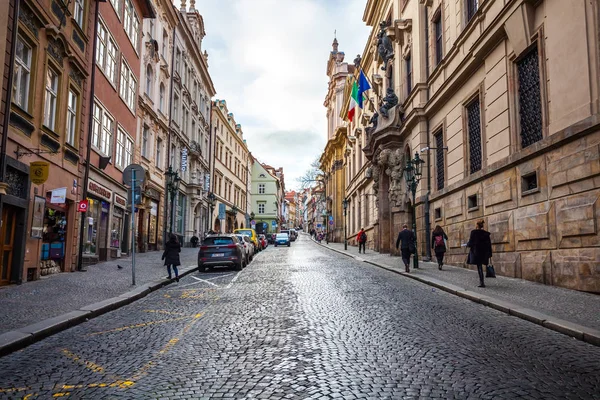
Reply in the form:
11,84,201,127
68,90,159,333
166,166,180,235
249,211,255,230
342,197,350,250
207,191,216,232
404,152,425,270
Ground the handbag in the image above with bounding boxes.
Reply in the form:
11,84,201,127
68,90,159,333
486,264,496,278
408,241,416,254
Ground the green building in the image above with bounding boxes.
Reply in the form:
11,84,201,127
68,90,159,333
251,161,284,235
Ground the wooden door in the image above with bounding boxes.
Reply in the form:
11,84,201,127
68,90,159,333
0,206,16,285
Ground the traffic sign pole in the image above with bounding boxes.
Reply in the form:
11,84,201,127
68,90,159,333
131,169,136,286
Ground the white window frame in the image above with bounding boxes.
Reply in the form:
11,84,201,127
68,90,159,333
141,125,149,158
159,83,165,112
43,68,59,131
66,89,78,146
92,101,114,156
119,59,137,111
123,0,140,51
145,64,152,96
74,0,85,28
156,137,162,168
109,0,121,18
96,20,118,85
116,128,125,168
13,35,32,111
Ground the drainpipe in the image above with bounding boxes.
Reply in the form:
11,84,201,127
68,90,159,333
163,25,177,245
423,3,432,262
206,101,213,233
76,0,101,272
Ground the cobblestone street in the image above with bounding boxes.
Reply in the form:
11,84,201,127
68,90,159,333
0,235,599,399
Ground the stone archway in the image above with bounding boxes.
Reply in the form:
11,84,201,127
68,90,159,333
234,220,239,230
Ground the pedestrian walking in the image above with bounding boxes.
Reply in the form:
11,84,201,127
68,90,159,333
162,233,181,282
467,219,492,288
431,225,448,270
190,233,199,248
395,224,415,273
356,228,367,254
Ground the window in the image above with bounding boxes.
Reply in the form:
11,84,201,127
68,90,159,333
44,68,59,131
467,98,482,174
124,0,140,50
66,90,78,146
435,131,444,190
142,125,149,158
109,0,121,17
92,102,114,155
175,49,181,75
96,21,118,85
170,144,176,168
13,36,32,111
468,194,478,210
522,172,538,194
406,53,412,94
434,12,443,66
159,83,165,111
162,30,168,59
466,0,479,22
74,0,84,28
258,202,265,214
258,184,265,194
148,19,154,39
434,207,442,220
115,128,133,168
145,65,152,96
517,46,543,148
156,137,162,168
119,60,137,110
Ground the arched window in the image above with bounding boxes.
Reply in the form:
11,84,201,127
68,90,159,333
146,65,153,96
159,83,165,111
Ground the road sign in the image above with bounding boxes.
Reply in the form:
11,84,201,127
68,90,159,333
329,215,334,221
77,199,89,213
122,164,146,185
218,203,226,220
30,161,49,185
316,224,322,228
329,220,334,225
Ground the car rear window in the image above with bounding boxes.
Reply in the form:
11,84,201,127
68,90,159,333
236,229,253,236
203,237,234,245
276,234,288,238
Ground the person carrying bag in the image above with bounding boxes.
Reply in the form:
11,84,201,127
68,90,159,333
431,225,448,271
466,220,492,288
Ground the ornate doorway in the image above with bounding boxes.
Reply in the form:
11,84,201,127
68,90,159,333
0,206,16,285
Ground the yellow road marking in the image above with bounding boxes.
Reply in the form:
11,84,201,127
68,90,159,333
61,349,105,374
142,310,186,316
53,393,70,397
86,316,190,336
0,387,29,393
23,394,36,399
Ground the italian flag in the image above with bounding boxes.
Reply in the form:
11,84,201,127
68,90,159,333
348,80,359,122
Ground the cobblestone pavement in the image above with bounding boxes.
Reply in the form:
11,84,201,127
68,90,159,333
321,239,600,332
0,236,599,399
0,248,199,334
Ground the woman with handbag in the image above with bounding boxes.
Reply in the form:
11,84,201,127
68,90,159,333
162,233,181,282
431,225,448,270
467,219,492,288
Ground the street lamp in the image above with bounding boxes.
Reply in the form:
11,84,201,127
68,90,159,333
207,191,216,232
342,197,350,250
166,166,180,235
404,152,425,270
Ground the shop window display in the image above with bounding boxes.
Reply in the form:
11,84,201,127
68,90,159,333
111,207,124,249
84,199,100,255
40,208,67,276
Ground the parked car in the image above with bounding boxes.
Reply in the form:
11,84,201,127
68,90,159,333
258,234,268,249
198,234,245,272
289,229,297,242
233,228,260,251
234,234,255,264
274,233,290,247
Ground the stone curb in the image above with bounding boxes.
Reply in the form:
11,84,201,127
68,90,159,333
313,238,600,347
0,265,198,358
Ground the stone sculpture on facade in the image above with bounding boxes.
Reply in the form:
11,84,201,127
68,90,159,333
377,21,394,72
379,87,399,118
353,54,361,69
375,148,406,208
365,111,379,136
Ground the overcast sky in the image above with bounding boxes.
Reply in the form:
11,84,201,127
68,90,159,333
179,0,371,190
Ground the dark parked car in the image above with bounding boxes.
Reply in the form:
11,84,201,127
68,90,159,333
198,235,245,272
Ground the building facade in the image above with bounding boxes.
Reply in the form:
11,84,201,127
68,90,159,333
251,161,283,235
351,0,600,292
320,38,354,244
211,100,250,233
0,0,95,283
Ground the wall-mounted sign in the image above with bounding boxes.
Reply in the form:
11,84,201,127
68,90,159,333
114,193,127,209
204,173,210,192
50,187,67,204
30,161,49,185
218,203,225,220
77,199,89,212
31,196,46,238
88,180,112,201
181,148,188,172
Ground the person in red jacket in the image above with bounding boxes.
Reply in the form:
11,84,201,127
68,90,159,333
356,228,367,254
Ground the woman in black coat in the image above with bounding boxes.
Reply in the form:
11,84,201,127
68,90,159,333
467,219,492,287
431,225,448,270
162,234,181,282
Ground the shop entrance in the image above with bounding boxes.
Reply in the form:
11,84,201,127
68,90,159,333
0,206,16,285
41,206,67,275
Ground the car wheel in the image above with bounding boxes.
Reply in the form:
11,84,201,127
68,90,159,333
235,260,243,271
288,243,291,247
198,264,207,273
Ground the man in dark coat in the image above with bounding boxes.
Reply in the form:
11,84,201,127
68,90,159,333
467,220,492,287
395,224,414,273
162,234,181,282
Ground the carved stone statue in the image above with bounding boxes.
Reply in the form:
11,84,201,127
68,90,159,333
377,21,394,72
353,54,361,69
365,111,379,136
379,87,398,118
376,148,406,208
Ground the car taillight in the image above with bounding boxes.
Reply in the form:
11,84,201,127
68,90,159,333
200,246,210,251
226,244,237,248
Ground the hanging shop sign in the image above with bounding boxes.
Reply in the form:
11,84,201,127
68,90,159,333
88,180,112,201
181,148,188,172
77,199,89,212
114,193,127,209
50,187,67,204
30,161,50,185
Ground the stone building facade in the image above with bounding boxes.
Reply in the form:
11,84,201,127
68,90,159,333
210,100,250,233
320,38,354,244
351,0,600,292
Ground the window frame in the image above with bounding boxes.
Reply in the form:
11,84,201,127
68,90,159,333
73,0,85,29
405,52,412,95
123,0,140,52
119,58,137,111
258,183,265,194
156,137,163,169
466,0,479,24
433,9,443,66
145,64,153,96
96,19,119,86
65,88,79,147
92,100,115,157
43,66,60,132
141,125,149,159
13,34,33,112
462,90,485,176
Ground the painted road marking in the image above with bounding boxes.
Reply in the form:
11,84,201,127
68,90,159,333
142,309,186,316
226,271,242,289
189,276,220,287
87,316,191,336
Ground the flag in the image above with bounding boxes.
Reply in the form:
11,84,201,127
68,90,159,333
348,81,359,122
357,70,371,109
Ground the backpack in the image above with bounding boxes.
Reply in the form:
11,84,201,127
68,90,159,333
434,235,444,248
359,232,367,242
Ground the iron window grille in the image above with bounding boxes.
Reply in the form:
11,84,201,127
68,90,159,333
466,0,478,22
517,46,543,148
406,54,412,94
435,131,445,190
467,98,482,174
434,14,443,65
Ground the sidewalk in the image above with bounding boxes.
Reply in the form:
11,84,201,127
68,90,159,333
0,248,199,356
312,236,600,346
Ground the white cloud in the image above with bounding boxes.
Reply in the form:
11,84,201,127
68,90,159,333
177,0,371,189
